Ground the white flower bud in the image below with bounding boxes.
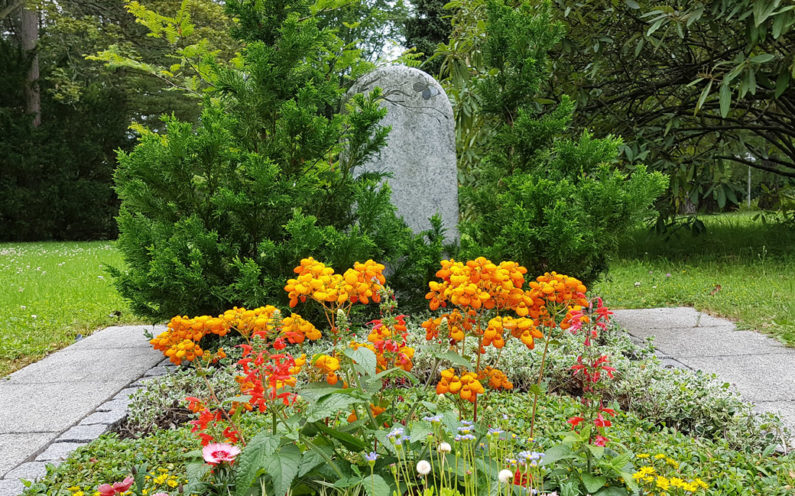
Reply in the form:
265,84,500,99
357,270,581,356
498,469,513,484
438,442,452,453
416,460,431,476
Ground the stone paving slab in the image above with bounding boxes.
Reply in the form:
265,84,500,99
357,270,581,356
622,325,790,358
0,324,166,491
0,382,128,433
681,355,795,403
0,434,53,479
613,307,795,444
6,347,162,384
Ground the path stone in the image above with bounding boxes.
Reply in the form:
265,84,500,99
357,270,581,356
349,65,458,243
613,307,795,446
0,324,166,492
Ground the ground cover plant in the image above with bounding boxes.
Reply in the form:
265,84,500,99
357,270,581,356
22,255,795,496
0,242,141,377
593,212,795,346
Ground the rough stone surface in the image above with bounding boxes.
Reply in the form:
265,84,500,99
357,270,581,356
0,478,24,496
3,462,48,484
57,424,110,442
7,346,162,384
68,325,165,350
113,387,141,400
614,307,795,444
143,365,169,377
80,409,127,426
0,433,53,478
35,442,87,462
0,382,126,433
96,398,131,412
349,66,458,242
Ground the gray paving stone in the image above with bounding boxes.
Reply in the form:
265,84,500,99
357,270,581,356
7,347,163,384
681,354,795,403
143,365,169,377
612,307,728,330
0,382,126,432
113,386,141,400
68,325,166,350
80,409,127,426
0,434,53,478
3,462,48,483
35,442,87,462
57,424,110,442
622,325,790,358
96,398,130,412
0,478,24,496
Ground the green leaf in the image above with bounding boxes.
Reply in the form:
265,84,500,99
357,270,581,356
750,53,775,64
541,444,575,466
234,432,280,496
362,474,391,496
624,0,640,9
306,393,364,422
582,473,607,493
775,72,791,98
719,83,731,118
409,421,434,443
265,443,301,496
344,347,377,376
314,421,367,451
586,444,605,459
299,441,333,477
695,79,712,114
431,349,472,368
594,486,629,496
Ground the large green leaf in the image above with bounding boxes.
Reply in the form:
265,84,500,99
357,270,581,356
344,347,377,376
541,444,575,466
264,443,301,496
430,349,472,368
306,392,364,422
582,473,607,493
361,474,391,496
719,82,731,118
234,432,280,496
314,421,367,451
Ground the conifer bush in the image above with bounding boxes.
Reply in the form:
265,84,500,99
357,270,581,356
110,0,440,320
456,0,668,284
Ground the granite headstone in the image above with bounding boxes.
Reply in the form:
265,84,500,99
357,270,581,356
349,65,459,243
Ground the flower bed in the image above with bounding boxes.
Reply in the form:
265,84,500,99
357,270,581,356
23,257,795,496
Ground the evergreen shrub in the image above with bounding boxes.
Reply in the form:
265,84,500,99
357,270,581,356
111,0,441,320
457,0,668,284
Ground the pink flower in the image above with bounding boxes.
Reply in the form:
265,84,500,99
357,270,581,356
97,485,115,496
203,442,241,466
593,435,609,447
97,476,134,496
152,493,170,496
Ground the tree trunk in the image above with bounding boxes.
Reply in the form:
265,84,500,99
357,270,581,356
20,3,40,127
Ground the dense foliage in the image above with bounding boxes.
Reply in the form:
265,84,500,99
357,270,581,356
542,0,795,216
446,0,667,284
111,0,441,320
404,0,453,76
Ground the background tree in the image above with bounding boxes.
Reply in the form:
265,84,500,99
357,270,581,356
543,0,795,216
444,0,667,284
404,0,452,76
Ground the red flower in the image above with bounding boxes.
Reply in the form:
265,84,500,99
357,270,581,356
593,413,612,428
513,469,531,486
98,476,134,496
593,435,609,447
567,416,585,428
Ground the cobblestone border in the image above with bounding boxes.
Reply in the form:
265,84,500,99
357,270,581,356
0,360,175,496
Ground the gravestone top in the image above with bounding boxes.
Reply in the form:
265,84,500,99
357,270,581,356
350,65,459,243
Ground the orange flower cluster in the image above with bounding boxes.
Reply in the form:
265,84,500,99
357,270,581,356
436,368,485,402
313,354,341,384
527,272,589,327
284,258,386,307
350,339,415,374
485,316,543,350
421,310,472,342
478,367,513,390
151,306,322,365
426,258,534,314
150,315,230,365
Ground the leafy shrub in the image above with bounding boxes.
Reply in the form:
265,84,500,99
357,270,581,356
111,1,441,320
456,0,668,284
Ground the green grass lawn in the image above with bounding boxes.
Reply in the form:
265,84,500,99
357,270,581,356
594,212,795,346
0,242,143,377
